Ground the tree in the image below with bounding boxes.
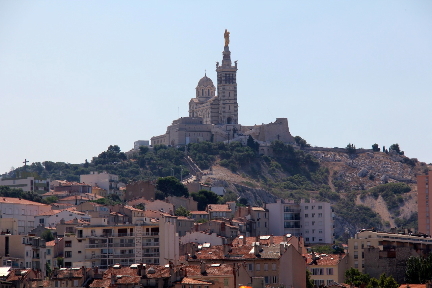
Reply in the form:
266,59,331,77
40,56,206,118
191,190,221,211
295,136,311,148
175,206,190,217
246,135,259,152
43,196,58,204
156,176,189,198
372,143,380,152
344,268,370,287
57,257,64,268
41,230,54,242
389,143,404,155
306,270,314,288
346,143,356,155
46,262,52,276
405,255,432,284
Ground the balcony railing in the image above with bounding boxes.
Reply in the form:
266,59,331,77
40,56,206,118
86,242,135,249
142,253,160,258
142,242,158,247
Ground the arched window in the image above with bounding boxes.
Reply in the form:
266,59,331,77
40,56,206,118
208,89,209,96
202,89,204,96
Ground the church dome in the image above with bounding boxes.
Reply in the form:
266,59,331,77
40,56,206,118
197,74,214,87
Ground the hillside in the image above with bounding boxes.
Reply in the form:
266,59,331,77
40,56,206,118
1,140,429,240
187,141,428,240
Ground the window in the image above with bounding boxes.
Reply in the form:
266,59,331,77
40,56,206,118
318,213,323,218
314,280,325,287
65,241,72,248
264,276,269,284
39,219,44,224
256,264,260,271
65,251,72,258
354,261,358,268
354,242,358,249
319,229,323,234
311,268,324,275
74,280,78,286
327,268,333,275
248,264,253,271
47,249,51,255
272,263,276,270
264,264,268,271
312,213,315,217
272,276,278,284
318,206,322,209
354,251,358,259
305,214,309,218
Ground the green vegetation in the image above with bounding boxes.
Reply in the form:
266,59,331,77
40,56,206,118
346,143,356,154
365,183,411,214
188,141,256,172
344,268,398,288
41,230,54,242
156,176,188,198
0,186,44,203
174,206,190,217
372,143,380,152
90,194,123,205
191,190,221,211
405,254,432,284
394,212,418,230
294,136,311,149
2,144,190,184
389,143,404,155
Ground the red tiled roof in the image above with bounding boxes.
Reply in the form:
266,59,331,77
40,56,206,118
207,204,231,212
6,269,31,281
52,267,90,279
190,211,209,215
305,253,346,266
181,277,212,284
90,279,112,288
0,197,49,206
186,264,233,276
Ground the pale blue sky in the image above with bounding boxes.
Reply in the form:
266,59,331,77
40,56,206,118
1,1,431,174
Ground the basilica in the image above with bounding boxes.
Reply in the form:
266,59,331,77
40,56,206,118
151,30,294,151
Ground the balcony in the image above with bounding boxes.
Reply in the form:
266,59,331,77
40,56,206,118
142,242,158,247
142,253,160,258
86,242,135,249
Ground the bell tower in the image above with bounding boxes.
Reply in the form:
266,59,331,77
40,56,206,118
216,29,238,125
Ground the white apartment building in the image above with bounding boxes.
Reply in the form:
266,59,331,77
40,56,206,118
267,199,334,244
62,209,179,269
0,197,51,234
0,176,50,193
80,172,119,194
35,209,91,229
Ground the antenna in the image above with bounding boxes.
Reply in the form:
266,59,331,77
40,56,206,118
178,107,179,119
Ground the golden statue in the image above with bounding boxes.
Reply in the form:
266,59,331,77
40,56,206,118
224,29,230,46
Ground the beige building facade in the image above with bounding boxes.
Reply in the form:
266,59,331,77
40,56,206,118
417,173,431,234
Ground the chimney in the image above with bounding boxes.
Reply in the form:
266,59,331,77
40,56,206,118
269,235,273,245
242,235,246,246
280,243,286,255
200,262,206,275
223,244,230,256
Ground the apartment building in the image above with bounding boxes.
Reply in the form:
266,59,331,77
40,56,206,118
0,176,50,193
61,209,179,269
80,171,120,194
35,209,90,229
348,230,432,277
417,173,431,234
0,235,47,275
0,197,51,234
267,199,334,244
305,253,349,286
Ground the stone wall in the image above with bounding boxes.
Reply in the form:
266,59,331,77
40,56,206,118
364,246,419,283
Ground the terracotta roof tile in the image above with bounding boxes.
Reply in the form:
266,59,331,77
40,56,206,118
207,204,231,212
181,277,212,284
305,253,346,266
6,269,31,281
190,211,209,215
0,197,49,206
186,264,233,276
